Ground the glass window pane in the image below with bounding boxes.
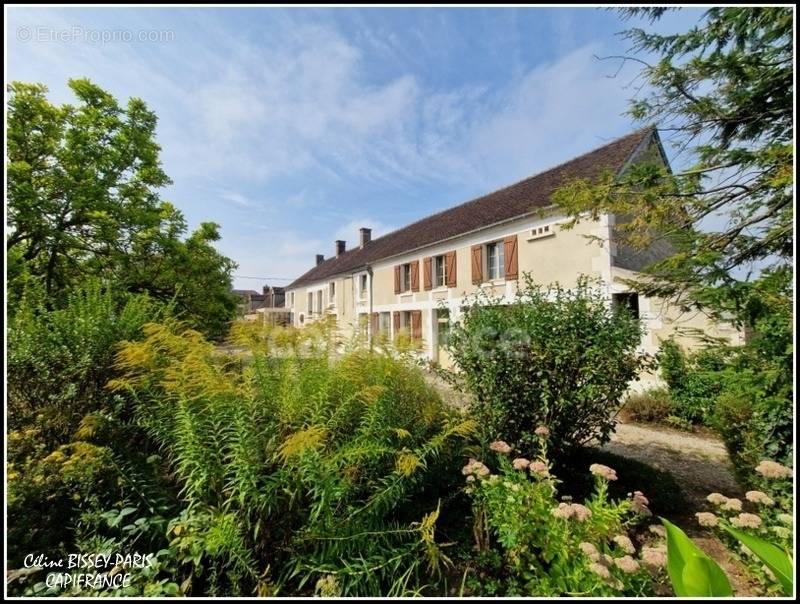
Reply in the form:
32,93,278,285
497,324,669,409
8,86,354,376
487,243,496,279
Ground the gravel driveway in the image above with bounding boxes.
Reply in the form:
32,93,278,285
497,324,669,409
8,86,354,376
603,421,742,510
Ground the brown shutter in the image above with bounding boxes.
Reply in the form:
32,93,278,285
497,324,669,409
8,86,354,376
423,257,433,290
410,260,420,292
411,310,422,340
445,251,457,288
504,235,518,280
372,312,379,335
394,265,401,294
471,245,483,284
393,311,401,335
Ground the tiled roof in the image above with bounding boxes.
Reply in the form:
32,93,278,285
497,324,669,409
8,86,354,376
287,127,654,289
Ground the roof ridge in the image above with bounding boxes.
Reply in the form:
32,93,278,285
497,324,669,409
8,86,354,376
286,126,654,289
332,127,654,253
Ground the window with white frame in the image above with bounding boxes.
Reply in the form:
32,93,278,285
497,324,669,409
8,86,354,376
307,292,313,315
359,273,368,299
530,223,555,240
289,292,295,307
400,263,412,292
329,282,335,304
434,255,446,287
379,312,391,335
316,290,323,314
486,241,505,280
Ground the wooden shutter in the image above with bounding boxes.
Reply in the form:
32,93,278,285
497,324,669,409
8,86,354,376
445,251,457,288
423,257,433,290
371,312,379,335
411,310,422,340
504,235,518,280
393,311,401,336
410,260,420,292
394,265,401,294
471,245,483,284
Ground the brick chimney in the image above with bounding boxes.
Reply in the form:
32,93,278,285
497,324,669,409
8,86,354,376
316,254,324,266
359,227,372,248
335,240,346,257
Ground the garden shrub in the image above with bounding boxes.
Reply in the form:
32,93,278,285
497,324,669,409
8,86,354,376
6,280,168,573
446,275,649,456
100,319,475,596
621,388,674,423
658,339,728,425
658,282,792,489
713,368,793,488
7,279,166,445
713,282,793,487
462,431,669,596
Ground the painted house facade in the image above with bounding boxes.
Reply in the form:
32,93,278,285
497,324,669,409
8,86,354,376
283,128,742,380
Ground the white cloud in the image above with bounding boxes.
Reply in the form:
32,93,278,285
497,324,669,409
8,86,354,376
7,9,645,289
219,191,256,208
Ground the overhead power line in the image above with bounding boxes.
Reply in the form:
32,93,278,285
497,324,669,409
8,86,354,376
234,274,295,281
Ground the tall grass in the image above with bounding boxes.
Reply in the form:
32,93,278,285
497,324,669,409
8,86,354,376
110,318,475,596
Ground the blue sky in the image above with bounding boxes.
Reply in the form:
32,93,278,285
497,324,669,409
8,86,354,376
6,7,705,289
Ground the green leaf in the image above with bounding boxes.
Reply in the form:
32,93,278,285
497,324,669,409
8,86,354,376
662,517,732,597
724,525,793,596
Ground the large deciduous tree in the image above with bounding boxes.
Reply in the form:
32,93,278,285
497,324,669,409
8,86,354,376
7,79,237,337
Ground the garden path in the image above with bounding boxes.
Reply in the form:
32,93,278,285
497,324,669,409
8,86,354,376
603,420,741,510
603,420,758,596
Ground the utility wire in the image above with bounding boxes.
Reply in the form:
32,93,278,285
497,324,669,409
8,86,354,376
234,274,295,281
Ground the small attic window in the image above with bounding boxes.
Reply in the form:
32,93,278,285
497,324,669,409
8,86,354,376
529,223,555,240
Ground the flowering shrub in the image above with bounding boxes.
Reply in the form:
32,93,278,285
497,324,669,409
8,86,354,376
447,276,649,456
695,459,794,595
464,430,667,596
103,320,475,596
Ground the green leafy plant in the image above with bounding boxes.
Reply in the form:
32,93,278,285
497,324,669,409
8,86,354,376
658,340,729,425
6,280,169,572
660,518,732,597
724,527,792,596
446,275,650,456
656,270,793,488
7,279,166,444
